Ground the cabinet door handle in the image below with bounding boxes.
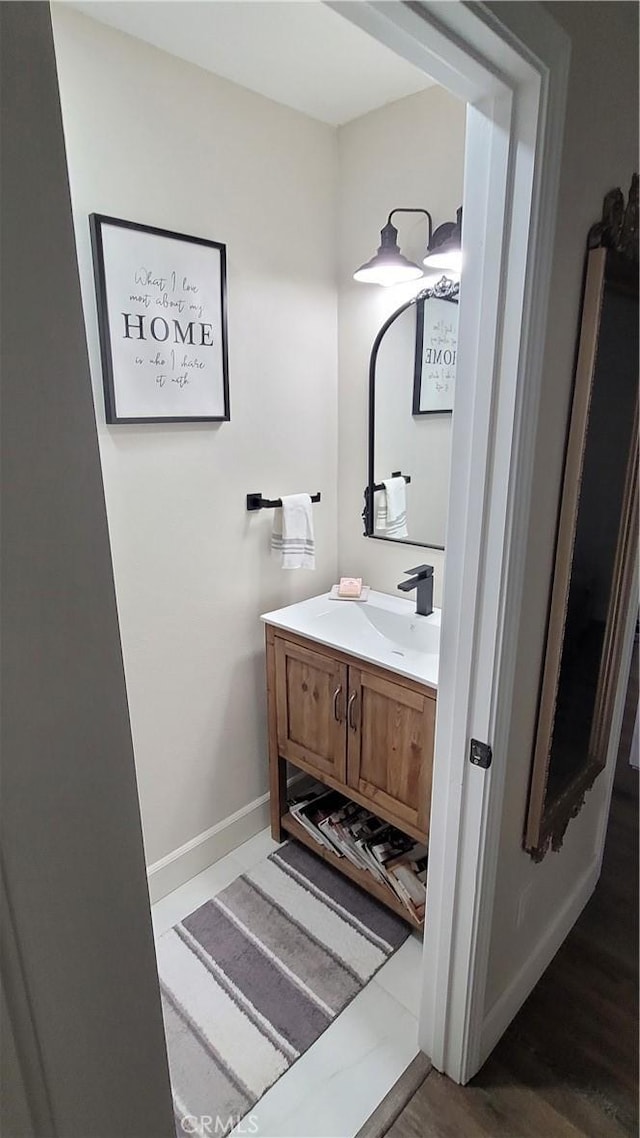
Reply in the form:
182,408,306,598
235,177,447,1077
333,685,343,723
348,691,358,732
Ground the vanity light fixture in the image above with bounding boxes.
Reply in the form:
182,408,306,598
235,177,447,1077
354,206,462,285
353,208,431,287
423,207,463,273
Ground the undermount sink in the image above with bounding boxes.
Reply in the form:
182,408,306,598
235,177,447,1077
347,602,440,655
261,589,440,688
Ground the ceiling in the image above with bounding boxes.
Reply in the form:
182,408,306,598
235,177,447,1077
66,1,435,125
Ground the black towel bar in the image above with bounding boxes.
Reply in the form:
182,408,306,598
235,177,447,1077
371,472,411,493
246,492,321,512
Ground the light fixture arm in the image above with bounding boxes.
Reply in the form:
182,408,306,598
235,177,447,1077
353,206,438,286
387,208,433,246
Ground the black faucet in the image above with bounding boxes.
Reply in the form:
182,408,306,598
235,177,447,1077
397,565,434,617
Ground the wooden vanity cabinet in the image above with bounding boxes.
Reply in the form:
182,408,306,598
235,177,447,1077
273,636,348,784
266,624,435,866
347,666,433,838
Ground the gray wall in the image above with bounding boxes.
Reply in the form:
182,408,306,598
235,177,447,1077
0,4,174,1133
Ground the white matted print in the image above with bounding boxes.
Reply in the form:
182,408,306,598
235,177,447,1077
413,295,458,415
90,215,229,422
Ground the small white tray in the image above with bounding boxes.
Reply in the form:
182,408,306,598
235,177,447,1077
328,585,370,602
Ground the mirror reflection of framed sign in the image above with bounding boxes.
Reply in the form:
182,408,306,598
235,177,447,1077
90,214,230,423
412,281,459,415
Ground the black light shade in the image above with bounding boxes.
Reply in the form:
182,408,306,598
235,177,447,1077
353,220,424,287
424,207,463,272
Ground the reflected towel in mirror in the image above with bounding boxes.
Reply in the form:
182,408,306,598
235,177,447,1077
375,477,408,538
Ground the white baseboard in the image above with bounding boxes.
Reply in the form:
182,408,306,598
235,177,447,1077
146,772,307,903
479,858,600,1064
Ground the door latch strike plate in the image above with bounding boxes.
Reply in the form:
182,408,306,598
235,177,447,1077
470,738,492,769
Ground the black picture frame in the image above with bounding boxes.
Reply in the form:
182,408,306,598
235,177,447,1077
90,214,230,423
412,278,459,416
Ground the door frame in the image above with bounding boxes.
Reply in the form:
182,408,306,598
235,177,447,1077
6,0,579,1127
330,0,570,1082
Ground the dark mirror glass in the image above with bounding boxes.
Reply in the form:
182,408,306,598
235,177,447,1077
526,240,639,859
548,275,638,798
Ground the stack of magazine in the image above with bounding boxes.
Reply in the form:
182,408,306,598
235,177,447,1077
289,784,427,922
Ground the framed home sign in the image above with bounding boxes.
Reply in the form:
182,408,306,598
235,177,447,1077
412,278,459,415
89,214,229,423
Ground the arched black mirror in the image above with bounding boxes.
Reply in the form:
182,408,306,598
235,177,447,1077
363,276,459,549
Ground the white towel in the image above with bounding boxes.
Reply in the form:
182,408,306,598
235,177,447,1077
375,477,408,538
271,493,316,569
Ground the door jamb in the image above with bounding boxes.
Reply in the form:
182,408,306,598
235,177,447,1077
329,0,570,1082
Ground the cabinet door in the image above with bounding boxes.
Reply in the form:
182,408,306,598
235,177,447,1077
347,666,434,838
274,637,348,783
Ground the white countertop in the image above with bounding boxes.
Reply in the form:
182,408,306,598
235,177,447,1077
261,589,440,689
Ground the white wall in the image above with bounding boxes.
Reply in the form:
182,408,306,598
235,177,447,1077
336,86,466,604
484,0,639,1012
0,4,173,1132
52,6,339,870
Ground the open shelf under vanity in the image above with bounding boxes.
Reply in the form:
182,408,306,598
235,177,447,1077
263,618,437,932
281,809,425,931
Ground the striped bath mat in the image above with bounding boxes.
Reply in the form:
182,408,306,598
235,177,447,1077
157,840,410,1134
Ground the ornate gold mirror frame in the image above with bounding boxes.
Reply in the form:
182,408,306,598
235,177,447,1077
525,177,639,860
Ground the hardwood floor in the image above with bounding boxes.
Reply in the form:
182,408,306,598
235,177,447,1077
383,782,638,1138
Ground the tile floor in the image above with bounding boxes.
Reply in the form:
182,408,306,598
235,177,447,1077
152,826,423,1138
